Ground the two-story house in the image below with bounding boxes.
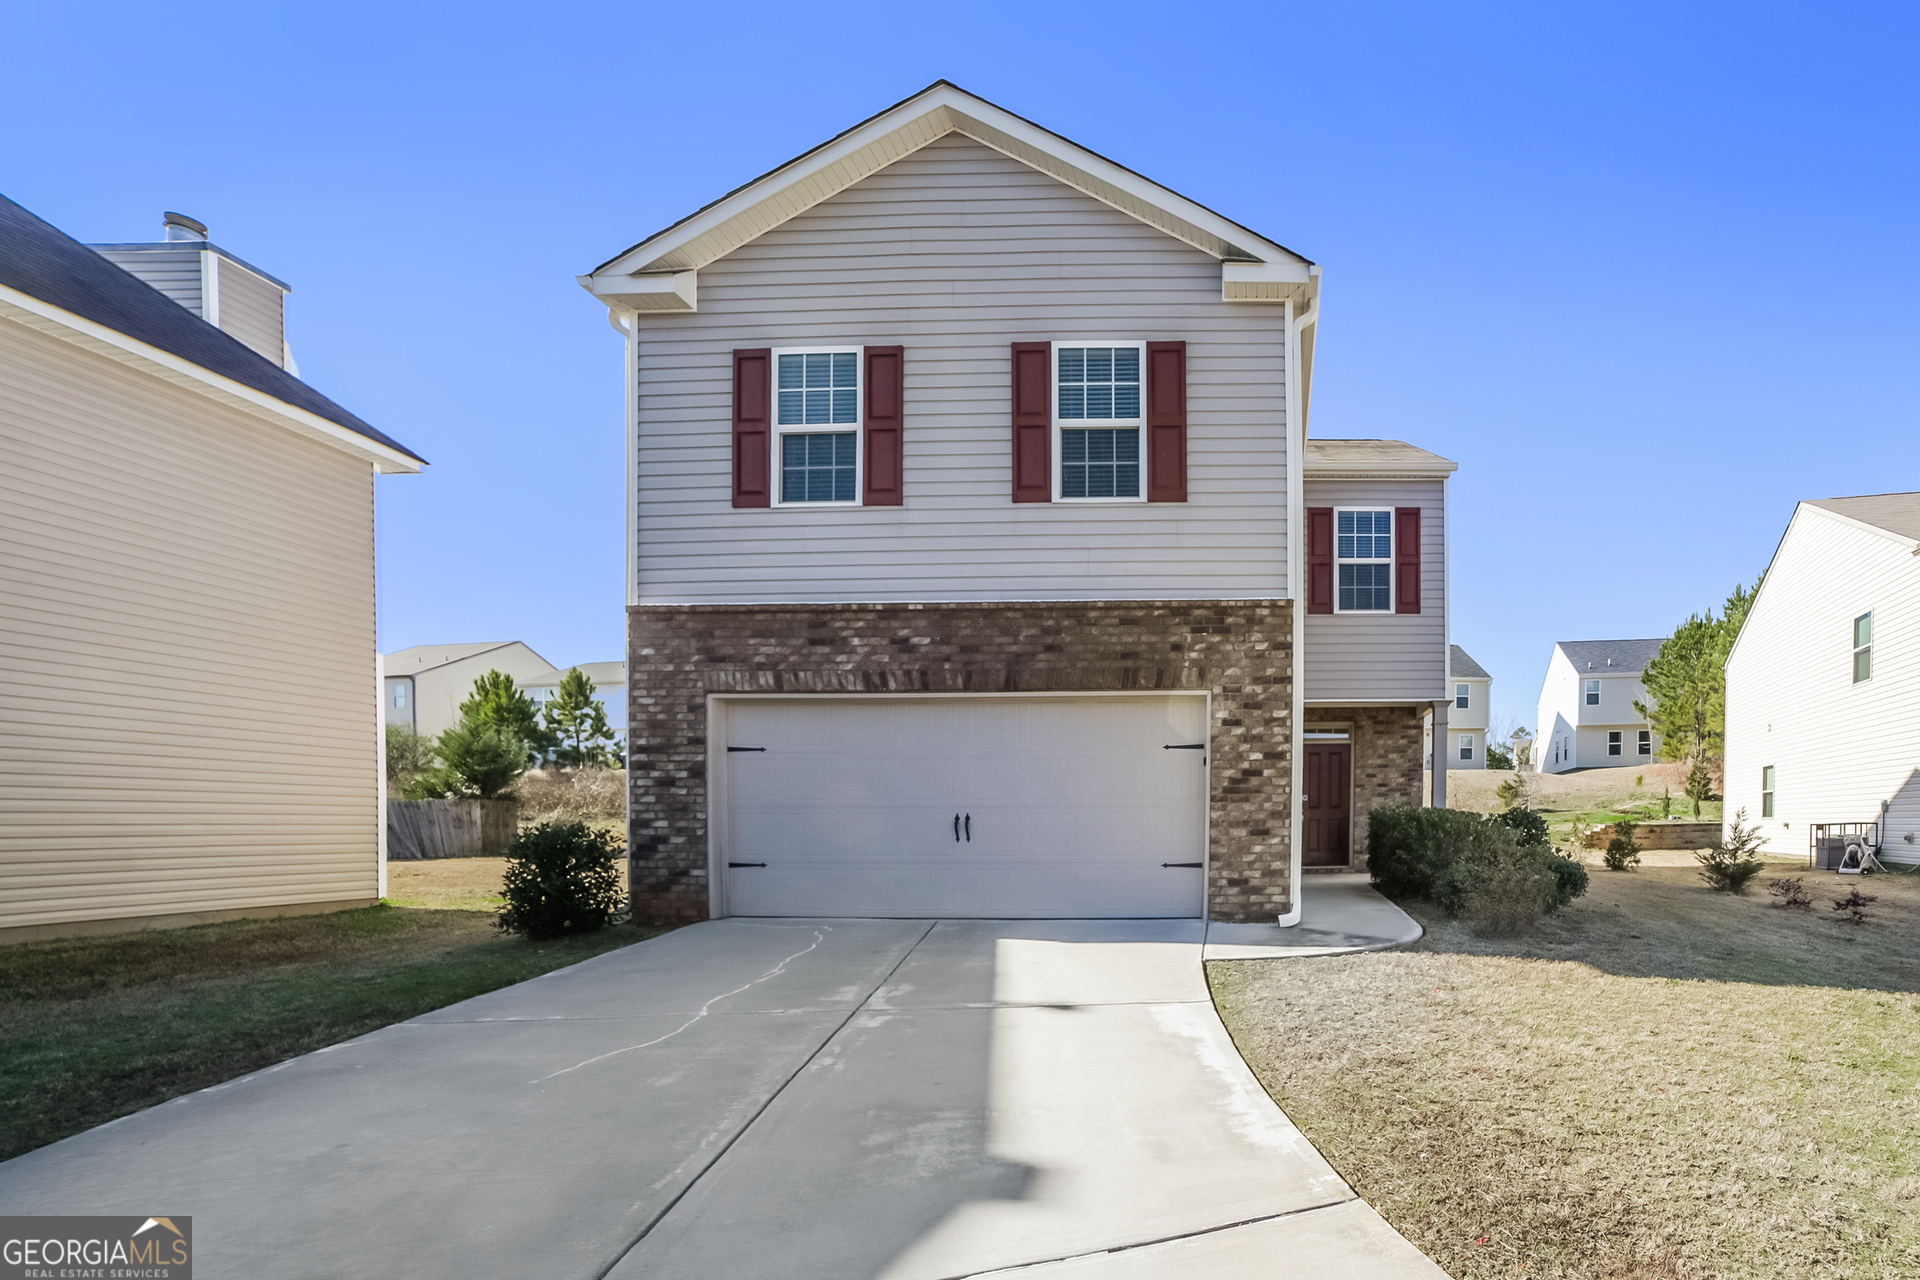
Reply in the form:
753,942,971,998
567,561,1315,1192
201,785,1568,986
1446,645,1492,769
383,641,563,739
1534,638,1663,773
1724,492,1920,863
1,198,423,941
582,83,1457,925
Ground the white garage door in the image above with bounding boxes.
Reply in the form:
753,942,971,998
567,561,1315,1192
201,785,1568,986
720,696,1208,918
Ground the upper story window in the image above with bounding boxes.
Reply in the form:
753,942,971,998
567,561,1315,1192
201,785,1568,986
391,684,407,710
1335,509,1393,611
1761,765,1776,817
1584,679,1600,706
1455,683,1470,710
1055,344,1142,500
775,349,860,505
1853,612,1873,683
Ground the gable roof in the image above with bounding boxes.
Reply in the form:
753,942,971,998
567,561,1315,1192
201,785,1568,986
1555,638,1664,675
582,81,1317,311
0,192,423,472
383,642,545,675
1304,438,1458,478
1805,491,1920,543
1449,645,1490,680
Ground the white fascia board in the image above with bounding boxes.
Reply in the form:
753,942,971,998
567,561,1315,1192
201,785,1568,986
589,84,1308,283
0,284,423,474
578,270,697,311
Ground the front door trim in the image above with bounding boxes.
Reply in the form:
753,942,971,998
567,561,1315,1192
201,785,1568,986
705,690,1212,919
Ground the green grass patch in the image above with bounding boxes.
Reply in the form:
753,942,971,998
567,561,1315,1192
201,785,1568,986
0,904,658,1161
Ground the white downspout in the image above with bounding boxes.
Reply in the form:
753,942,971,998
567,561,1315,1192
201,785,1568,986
1279,290,1319,927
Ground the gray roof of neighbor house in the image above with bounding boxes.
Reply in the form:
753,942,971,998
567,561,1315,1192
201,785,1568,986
384,642,547,675
1449,645,1490,680
0,192,423,465
1806,491,1920,542
1302,439,1458,475
524,662,626,689
1556,638,1664,675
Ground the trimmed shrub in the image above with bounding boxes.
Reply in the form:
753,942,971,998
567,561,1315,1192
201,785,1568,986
1490,806,1550,849
496,821,625,940
1367,807,1495,899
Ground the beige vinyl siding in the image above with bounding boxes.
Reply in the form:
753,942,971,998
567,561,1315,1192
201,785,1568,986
632,134,1290,603
1725,506,1920,861
91,245,203,314
213,258,286,366
0,315,379,934
1302,479,1445,701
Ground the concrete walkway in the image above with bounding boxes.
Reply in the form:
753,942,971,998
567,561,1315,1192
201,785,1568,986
0,884,1435,1279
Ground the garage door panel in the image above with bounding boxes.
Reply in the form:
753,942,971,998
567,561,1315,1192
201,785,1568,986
722,697,1206,919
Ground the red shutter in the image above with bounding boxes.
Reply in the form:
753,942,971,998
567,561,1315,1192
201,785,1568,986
1145,341,1187,502
1307,507,1333,614
863,345,904,506
1010,341,1052,503
732,348,771,508
1395,507,1422,614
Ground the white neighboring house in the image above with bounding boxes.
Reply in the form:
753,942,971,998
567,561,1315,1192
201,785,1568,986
1447,645,1492,769
1534,639,1663,773
383,642,559,740
1724,492,1920,864
526,661,629,748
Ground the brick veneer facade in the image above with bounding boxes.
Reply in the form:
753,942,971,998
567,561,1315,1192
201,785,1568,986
1302,704,1426,872
627,600,1296,924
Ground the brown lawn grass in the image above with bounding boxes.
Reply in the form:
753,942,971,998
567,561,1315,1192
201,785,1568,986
1211,866,1920,1279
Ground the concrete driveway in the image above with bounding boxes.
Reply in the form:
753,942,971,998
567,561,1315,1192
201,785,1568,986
0,908,1441,1279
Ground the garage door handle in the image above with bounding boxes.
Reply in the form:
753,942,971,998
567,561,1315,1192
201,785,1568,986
954,813,960,842
1162,862,1202,868
728,861,767,868
1163,743,1206,750
965,813,971,841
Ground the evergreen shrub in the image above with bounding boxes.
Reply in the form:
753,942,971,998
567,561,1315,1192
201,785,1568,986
497,821,625,941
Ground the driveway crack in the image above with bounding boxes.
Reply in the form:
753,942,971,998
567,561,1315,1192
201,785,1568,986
590,919,941,1280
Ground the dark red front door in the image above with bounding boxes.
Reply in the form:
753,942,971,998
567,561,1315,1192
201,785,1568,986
1303,743,1351,867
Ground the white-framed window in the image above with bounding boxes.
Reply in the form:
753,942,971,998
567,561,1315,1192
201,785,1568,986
1761,765,1775,817
774,347,862,505
1335,508,1394,612
1458,733,1474,761
1053,341,1143,501
1608,730,1622,756
391,683,407,710
1455,683,1470,710
1637,730,1651,756
1853,612,1872,684
1584,679,1600,706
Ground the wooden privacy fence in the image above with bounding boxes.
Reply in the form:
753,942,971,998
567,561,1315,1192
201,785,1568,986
387,799,520,860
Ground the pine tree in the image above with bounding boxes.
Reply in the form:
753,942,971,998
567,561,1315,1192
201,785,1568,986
458,670,557,764
543,668,618,768
1634,577,1760,764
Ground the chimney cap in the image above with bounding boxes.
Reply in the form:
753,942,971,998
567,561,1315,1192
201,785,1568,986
162,211,208,240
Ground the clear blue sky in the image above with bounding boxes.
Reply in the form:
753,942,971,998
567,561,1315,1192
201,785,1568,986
8,1,1917,734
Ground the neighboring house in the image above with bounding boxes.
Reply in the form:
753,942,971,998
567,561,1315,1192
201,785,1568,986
581,82,1458,926
1534,638,1663,773
0,197,424,942
526,661,630,746
383,642,560,740
1724,492,1920,864
1447,645,1492,769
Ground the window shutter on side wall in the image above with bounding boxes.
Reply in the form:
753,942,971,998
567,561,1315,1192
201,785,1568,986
732,348,772,508
1307,507,1333,614
863,345,904,505
1145,341,1187,503
1010,341,1052,503
1395,507,1422,614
